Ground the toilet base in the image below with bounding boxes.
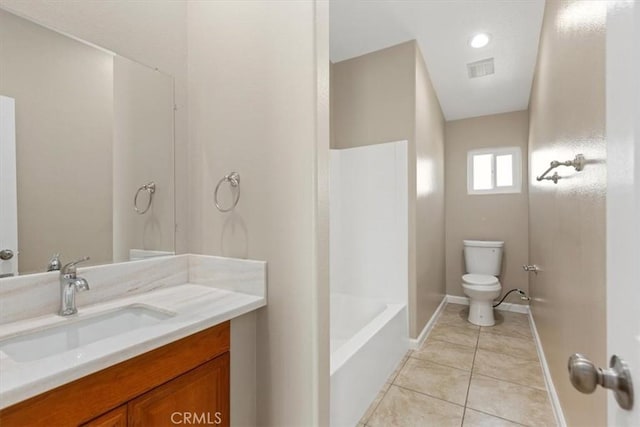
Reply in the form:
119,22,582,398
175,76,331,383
468,300,495,326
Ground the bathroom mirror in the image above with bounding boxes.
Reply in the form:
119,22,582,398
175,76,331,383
0,8,175,277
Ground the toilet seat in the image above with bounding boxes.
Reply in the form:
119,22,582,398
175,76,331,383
462,274,499,286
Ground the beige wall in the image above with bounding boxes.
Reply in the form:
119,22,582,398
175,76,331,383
331,41,446,337
0,8,113,273
528,0,607,425
331,41,415,149
414,46,446,332
0,0,189,255
445,111,530,300
187,2,329,426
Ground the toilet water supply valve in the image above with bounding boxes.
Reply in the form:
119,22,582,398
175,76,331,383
493,288,530,308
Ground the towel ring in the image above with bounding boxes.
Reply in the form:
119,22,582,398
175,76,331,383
134,182,156,214
215,172,240,212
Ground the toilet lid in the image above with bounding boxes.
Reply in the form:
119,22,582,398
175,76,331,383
462,274,499,286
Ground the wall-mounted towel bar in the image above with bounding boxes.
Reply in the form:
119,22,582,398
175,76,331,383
536,154,585,184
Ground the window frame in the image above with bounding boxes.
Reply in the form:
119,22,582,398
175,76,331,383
466,146,522,195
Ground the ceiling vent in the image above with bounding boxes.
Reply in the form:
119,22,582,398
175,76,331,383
467,58,495,78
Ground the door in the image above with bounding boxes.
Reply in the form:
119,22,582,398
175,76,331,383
606,1,640,424
82,405,127,427
0,95,18,277
128,353,230,427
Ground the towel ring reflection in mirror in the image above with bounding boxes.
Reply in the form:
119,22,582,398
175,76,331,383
134,182,156,214
215,172,240,213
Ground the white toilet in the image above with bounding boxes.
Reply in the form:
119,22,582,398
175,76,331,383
461,240,504,326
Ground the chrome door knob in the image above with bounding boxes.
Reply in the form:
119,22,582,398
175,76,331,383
568,353,634,410
0,249,14,260
568,354,600,393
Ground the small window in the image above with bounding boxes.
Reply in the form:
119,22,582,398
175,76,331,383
467,147,522,195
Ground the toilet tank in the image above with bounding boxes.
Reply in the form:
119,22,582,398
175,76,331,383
463,240,504,275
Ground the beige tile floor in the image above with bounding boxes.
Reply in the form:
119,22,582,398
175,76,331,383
359,303,556,427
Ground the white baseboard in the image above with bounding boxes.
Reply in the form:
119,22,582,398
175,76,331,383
529,310,567,427
445,295,529,314
409,295,447,350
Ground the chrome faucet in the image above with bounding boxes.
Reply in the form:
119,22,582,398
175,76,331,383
59,256,90,316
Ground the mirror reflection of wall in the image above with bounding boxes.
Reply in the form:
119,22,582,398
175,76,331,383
113,56,174,264
0,8,175,276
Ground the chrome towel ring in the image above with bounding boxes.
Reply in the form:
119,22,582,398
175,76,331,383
134,181,156,214
215,172,240,212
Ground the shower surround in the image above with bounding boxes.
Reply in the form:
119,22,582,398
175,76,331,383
329,141,409,427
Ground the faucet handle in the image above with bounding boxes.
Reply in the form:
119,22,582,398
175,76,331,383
61,256,90,275
47,253,62,272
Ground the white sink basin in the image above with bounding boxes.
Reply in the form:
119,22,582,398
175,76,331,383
0,305,175,362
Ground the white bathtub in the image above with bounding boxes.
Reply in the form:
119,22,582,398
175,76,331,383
330,293,408,427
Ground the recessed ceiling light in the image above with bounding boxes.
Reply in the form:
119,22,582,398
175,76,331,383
470,33,491,49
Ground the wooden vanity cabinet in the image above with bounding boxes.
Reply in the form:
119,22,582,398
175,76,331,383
0,321,230,427
82,405,127,427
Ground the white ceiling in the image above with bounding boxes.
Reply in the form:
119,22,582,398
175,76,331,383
330,0,545,121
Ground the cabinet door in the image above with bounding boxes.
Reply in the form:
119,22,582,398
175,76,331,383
81,405,127,427
128,353,230,427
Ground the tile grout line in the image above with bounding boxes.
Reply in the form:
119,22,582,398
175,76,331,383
423,336,478,347
473,320,545,391
406,354,474,373
476,330,540,363
429,322,480,349
460,321,482,426
389,352,411,382
436,322,539,344
440,319,531,338
424,337,476,350
475,345,540,363
481,329,535,342
368,306,549,426
434,320,481,334
468,407,530,427
391,383,466,409
470,318,553,427
440,307,551,427
362,386,388,426
470,371,549,393
361,350,411,425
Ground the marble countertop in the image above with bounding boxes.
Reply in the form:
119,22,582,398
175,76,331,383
0,254,267,409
